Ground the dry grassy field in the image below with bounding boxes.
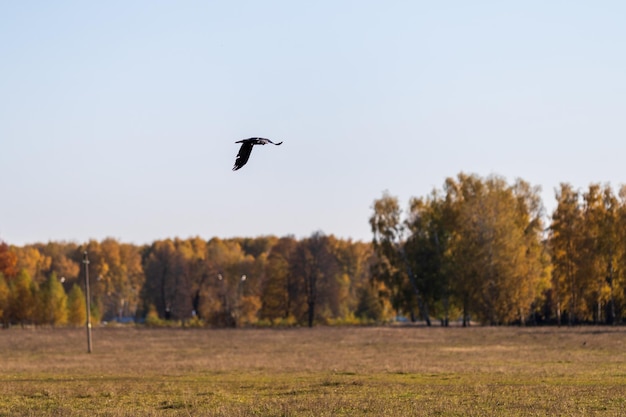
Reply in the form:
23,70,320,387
1,325,625,416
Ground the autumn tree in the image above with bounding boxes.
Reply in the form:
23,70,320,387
75,239,143,322
450,174,547,324
9,270,37,326
373,174,548,326
41,241,80,283
0,241,18,278
73,241,107,323
202,238,258,326
13,245,51,284
330,239,376,320
290,232,339,327
579,185,609,323
0,273,9,327
346,242,387,322
180,237,210,321
260,236,298,322
311,235,347,322
602,186,623,324
89,239,144,321
510,179,551,324
237,236,279,259
615,185,626,322
549,184,583,325
141,239,190,321
575,184,624,324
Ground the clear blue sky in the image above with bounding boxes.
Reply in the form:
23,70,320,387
1,1,625,246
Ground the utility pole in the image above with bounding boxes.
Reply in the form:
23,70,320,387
83,251,92,353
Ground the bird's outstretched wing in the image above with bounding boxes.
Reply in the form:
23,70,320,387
256,138,283,145
233,141,254,171
232,138,283,170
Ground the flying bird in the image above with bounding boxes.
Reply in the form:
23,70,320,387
232,137,283,171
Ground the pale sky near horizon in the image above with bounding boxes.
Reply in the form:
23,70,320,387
1,1,625,246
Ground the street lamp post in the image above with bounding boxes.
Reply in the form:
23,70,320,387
83,251,92,353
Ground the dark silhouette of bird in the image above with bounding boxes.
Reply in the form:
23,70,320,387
232,137,283,171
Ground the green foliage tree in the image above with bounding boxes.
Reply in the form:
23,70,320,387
355,284,384,322
66,284,86,327
370,192,431,324
406,190,457,325
39,273,68,326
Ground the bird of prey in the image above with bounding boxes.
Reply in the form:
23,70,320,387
232,137,283,171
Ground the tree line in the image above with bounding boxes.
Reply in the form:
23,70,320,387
0,235,378,327
2,173,626,327
371,173,626,326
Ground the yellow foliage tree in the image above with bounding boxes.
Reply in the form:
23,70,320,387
9,269,37,326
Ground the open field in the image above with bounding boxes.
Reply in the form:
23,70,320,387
1,326,625,416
